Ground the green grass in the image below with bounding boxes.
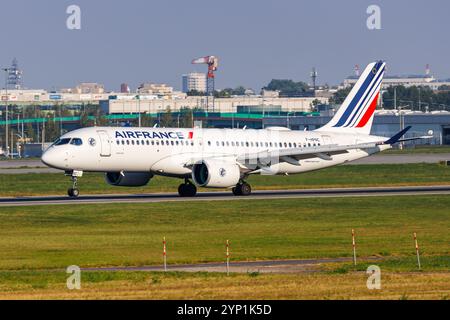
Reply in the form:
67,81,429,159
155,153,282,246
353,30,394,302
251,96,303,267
1,163,450,197
0,196,448,271
383,145,450,154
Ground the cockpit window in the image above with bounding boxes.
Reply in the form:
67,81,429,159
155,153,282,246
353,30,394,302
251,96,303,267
54,138,71,146
70,138,83,146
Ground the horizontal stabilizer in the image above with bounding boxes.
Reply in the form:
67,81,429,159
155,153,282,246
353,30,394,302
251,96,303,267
384,126,412,145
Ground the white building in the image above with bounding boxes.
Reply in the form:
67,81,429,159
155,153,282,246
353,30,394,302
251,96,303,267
61,82,105,94
343,75,450,90
182,73,207,93
105,96,328,114
137,83,173,95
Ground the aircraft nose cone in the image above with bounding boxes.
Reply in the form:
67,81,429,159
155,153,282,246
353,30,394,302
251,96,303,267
41,150,52,167
41,149,60,169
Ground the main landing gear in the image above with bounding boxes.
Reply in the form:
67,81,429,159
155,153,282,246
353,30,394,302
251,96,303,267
232,181,252,196
178,179,197,197
66,170,83,198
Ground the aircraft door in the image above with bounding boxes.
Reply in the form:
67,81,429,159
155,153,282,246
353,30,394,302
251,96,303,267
97,130,111,157
321,135,332,146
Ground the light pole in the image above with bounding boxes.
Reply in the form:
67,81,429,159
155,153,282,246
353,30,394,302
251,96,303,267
136,94,141,127
2,68,10,158
286,112,294,129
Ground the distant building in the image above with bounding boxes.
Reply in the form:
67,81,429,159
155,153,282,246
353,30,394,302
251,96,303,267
343,75,450,90
7,58,23,89
120,83,130,93
182,73,207,93
261,89,279,98
62,82,105,94
137,83,173,95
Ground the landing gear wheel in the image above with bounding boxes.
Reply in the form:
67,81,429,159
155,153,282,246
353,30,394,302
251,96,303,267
68,188,79,198
232,182,251,196
232,186,242,196
178,181,197,197
67,174,80,198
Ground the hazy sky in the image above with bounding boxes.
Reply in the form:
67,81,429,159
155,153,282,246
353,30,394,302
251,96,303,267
1,0,449,91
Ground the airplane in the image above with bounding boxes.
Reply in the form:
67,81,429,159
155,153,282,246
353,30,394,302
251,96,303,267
41,61,430,198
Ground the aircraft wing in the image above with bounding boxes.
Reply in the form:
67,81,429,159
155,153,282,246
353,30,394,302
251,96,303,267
236,142,381,164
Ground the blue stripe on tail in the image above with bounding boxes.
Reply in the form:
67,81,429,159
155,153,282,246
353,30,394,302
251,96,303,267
333,61,384,128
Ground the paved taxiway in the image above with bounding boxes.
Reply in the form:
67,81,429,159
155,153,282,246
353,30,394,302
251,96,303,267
1,153,449,174
81,257,382,274
1,185,449,207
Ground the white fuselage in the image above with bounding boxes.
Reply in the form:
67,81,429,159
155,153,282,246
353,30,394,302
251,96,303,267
41,126,390,178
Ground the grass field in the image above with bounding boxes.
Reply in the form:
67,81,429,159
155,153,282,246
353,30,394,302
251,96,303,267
0,195,448,299
1,271,448,300
1,163,450,197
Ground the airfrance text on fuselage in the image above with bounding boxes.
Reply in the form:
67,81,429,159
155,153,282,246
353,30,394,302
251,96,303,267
115,131,187,140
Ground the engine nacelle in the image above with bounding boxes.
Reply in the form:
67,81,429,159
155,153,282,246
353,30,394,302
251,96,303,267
192,160,241,188
105,172,153,187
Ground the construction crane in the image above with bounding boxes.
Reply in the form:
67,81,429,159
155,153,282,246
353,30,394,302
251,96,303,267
192,55,218,110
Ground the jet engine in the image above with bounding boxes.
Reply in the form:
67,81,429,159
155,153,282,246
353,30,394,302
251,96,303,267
192,160,241,188
105,172,153,187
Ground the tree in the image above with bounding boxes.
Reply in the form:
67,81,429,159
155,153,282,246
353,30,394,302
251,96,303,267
160,107,173,127
329,86,352,105
214,86,247,98
263,79,312,97
179,107,193,128
140,113,155,127
25,122,36,142
186,90,205,96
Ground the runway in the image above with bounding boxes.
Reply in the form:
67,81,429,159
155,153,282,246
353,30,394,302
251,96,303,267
1,185,449,207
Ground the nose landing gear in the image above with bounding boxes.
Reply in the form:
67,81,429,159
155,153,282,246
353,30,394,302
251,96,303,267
66,170,83,198
178,179,197,197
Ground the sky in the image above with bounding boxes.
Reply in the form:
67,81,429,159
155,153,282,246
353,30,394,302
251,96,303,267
1,0,449,92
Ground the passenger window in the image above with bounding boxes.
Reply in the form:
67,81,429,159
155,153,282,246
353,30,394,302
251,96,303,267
288,143,292,148
136,140,140,145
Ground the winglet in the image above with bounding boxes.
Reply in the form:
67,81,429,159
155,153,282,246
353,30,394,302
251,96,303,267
384,126,412,144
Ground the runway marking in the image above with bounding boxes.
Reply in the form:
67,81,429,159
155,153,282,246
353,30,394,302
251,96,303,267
1,185,450,207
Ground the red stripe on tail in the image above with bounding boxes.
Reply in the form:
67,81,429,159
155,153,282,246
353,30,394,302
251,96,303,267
356,92,379,128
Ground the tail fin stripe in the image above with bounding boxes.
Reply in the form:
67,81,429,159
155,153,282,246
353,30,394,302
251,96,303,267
356,92,380,127
333,68,377,127
345,69,384,127
333,61,383,127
